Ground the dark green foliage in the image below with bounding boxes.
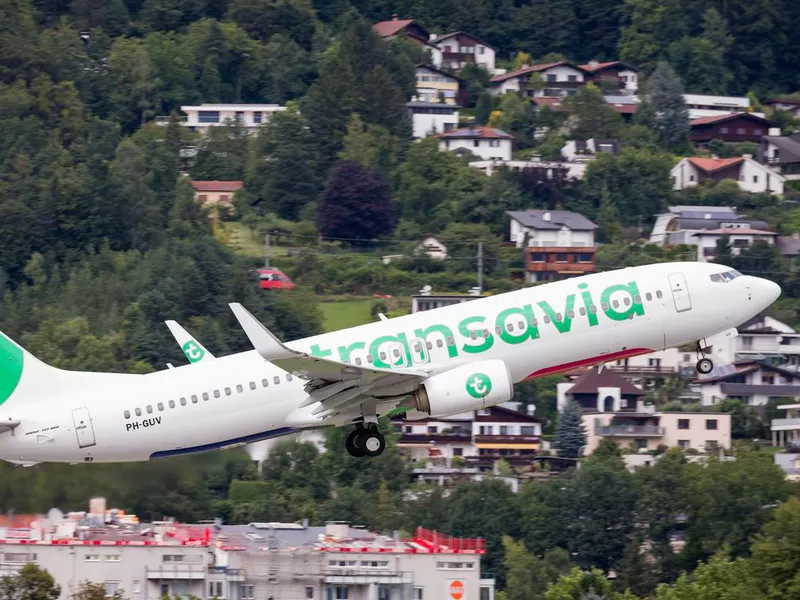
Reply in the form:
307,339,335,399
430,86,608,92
556,400,587,459
647,62,690,152
0,563,61,600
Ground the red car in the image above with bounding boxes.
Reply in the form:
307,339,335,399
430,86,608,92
258,268,295,290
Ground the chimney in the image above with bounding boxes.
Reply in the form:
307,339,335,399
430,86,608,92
392,13,398,20
543,211,552,222
589,60,599,67
768,127,781,136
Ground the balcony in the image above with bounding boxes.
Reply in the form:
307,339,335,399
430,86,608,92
323,569,413,585
595,425,665,437
145,564,206,580
473,435,540,446
608,364,677,375
397,432,472,445
208,567,246,581
771,418,800,431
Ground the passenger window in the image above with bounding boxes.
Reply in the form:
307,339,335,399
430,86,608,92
146,405,153,414
568,310,575,318
367,354,375,362
249,382,256,391
168,400,175,409
236,384,243,393
355,357,362,366
157,402,164,411
530,318,538,326
124,410,131,419
601,302,609,311
633,295,641,303
447,337,455,346
414,342,422,352
555,313,562,322
380,352,387,360
612,300,619,308
393,348,400,357
286,374,293,382
426,342,432,350
135,408,142,417
273,376,280,385
191,395,198,403
506,323,513,332
579,307,586,316
623,297,631,306
214,390,221,398
645,292,653,301
180,398,187,406
517,320,524,329
436,339,443,348
543,315,551,324
482,329,490,338
590,304,598,314
224,387,231,396
262,379,269,387
470,331,478,340
495,326,502,335
656,290,663,299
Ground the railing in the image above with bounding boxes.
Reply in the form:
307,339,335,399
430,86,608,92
414,527,485,554
397,432,471,444
145,564,206,579
771,418,800,430
607,365,677,374
208,567,246,577
473,435,540,445
595,425,665,436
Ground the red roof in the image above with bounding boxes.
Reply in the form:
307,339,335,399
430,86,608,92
687,157,744,172
490,62,580,83
608,103,639,115
190,180,244,192
438,126,513,140
373,18,414,38
690,112,773,126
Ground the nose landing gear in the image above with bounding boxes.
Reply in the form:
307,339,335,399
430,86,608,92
695,340,714,375
345,424,386,457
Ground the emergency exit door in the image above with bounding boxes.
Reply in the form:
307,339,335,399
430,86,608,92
668,273,692,313
72,407,97,448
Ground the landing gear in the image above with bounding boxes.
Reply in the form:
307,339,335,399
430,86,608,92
345,424,386,458
695,341,714,375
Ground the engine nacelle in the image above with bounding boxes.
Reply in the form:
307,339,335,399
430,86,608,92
411,360,514,418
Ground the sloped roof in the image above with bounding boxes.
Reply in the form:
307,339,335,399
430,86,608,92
766,98,800,107
687,157,744,172
490,62,584,84
190,180,244,192
507,209,598,231
690,112,774,127
438,126,513,140
567,366,645,396
373,18,415,38
777,235,800,256
415,63,464,83
695,228,776,236
762,136,800,164
580,60,639,73
432,31,497,50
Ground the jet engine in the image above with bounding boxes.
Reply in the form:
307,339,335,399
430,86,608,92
406,359,514,419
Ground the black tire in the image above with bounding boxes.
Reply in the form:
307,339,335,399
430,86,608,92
696,358,714,375
345,429,366,457
362,431,386,457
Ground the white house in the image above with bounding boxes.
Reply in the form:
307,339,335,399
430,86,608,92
758,134,800,181
415,64,461,105
692,228,777,262
430,31,497,73
414,235,448,260
438,126,513,161
561,138,620,161
406,100,459,138
694,360,800,408
766,98,800,117
671,156,785,194
179,104,285,133
579,60,640,93
506,209,597,248
469,159,588,180
683,94,765,120
489,62,587,98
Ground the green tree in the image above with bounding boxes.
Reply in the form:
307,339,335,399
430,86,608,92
0,563,61,600
716,398,762,439
566,83,623,140
556,400,587,458
503,536,572,600
647,62,690,152
749,496,800,599
72,581,126,600
545,567,621,600
619,0,687,74
475,92,493,125
654,551,762,600
714,236,734,266
107,37,161,131
338,113,405,175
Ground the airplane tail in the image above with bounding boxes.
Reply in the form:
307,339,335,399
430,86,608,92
0,330,70,409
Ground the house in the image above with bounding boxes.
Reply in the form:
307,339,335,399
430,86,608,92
777,233,800,258
694,360,800,408
430,31,496,73
604,95,640,120
671,156,785,194
415,64,463,105
406,100,459,138
489,62,587,98
561,138,620,161
649,205,773,261
683,94,760,120
373,15,442,66
507,209,597,248
469,159,588,180
179,104,284,134
765,98,800,117
689,113,779,145
772,403,800,447
190,180,243,207
522,246,596,282
758,134,800,180
557,367,732,454
393,403,542,470
414,236,448,260
437,126,513,161
580,61,640,93
411,287,483,313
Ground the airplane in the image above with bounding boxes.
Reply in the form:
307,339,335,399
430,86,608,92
0,262,781,465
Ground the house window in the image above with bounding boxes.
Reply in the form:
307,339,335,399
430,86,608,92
648,358,661,367
220,195,230,203
198,111,220,123
678,419,690,430
235,111,244,121
241,586,254,600
634,439,647,449
428,426,438,434
521,426,535,435
620,398,628,408
678,440,689,449
473,140,480,147
763,375,775,384
753,175,759,183
720,127,729,133
306,588,314,599
736,128,746,134
556,254,568,263
478,46,485,55
489,140,500,147
499,425,509,435
568,75,577,82
329,587,349,600
104,583,120,598
198,194,208,203
453,447,463,456
577,253,593,262
413,588,424,600
706,419,718,430
209,582,223,598
546,74,557,82
253,111,262,124
173,583,189,597
754,128,762,135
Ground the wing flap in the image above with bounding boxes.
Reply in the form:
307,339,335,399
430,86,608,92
0,419,20,434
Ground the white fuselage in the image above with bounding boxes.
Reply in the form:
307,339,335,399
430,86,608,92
0,262,780,464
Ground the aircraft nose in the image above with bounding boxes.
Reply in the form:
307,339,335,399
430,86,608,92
750,277,781,307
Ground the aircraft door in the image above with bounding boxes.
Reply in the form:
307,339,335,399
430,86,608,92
72,407,97,448
668,273,692,313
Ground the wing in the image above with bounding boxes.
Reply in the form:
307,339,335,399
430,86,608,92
165,320,216,363
229,303,426,421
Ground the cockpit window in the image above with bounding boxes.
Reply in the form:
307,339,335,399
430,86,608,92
710,269,742,283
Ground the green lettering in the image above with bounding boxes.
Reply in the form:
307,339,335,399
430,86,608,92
337,341,365,362
538,294,576,334
579,283,599,327
458,316,493,354
496,305,540,345
601,282,645,321
310,344,333,358
413,324,459,358
369,334,412,368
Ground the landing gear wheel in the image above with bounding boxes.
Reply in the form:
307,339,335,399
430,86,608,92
362,431,386,457
696,358,714,375
345,428,366,457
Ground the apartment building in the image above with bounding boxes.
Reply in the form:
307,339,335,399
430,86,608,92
178,104,285,134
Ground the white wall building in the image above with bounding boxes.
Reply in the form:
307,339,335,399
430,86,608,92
671,156,785,194
489,62,586,97
438,126,513,161
507,210,597,248
430,32,497,74
180,104,285,133
406,101,459,138
469,159,588,179
561,138,620,161
683,94,764,120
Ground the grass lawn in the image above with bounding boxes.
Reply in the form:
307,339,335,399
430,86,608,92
216,221,288,259
320,300,374,332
